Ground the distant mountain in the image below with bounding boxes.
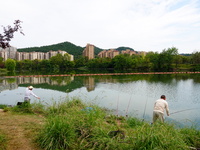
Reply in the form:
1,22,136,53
116,47,135,52
180,53,191,56
17,41,136,58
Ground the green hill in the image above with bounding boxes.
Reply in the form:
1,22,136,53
116,46,135,51
17,41,137,59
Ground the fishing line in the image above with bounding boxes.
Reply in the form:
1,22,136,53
116,83,121,117
170,108,200,115
116,91,120,117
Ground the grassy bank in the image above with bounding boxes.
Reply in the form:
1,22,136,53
1,99,200,150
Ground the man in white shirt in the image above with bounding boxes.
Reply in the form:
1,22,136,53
24,86,40,103
153,95,170,123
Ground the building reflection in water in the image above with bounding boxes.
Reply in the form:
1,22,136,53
83,76,118,92
83,76,95,92
0,75,119,93
0,76,75,92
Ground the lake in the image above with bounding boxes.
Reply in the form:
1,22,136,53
0,73,200,128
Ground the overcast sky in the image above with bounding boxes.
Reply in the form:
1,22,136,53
1,0,200,53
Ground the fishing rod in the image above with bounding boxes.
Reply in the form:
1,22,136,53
116,83,122,117
170,108,200,115
142,97,148,121
125,94,132,117
116,92,120,117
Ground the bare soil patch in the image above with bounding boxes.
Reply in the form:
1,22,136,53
0,110,44,150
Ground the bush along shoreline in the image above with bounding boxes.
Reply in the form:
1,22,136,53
1,98,200,150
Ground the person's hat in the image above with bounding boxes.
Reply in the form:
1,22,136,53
29,86,33,89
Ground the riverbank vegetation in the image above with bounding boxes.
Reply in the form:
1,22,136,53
0,99,199,150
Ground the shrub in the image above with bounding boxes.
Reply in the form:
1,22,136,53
0,104,7,109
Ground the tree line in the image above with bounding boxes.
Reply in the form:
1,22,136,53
86,47,200,72
1,47,200,73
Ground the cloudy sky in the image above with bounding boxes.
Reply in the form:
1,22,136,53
1,0,200,53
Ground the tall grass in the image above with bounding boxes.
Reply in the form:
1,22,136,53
179,127,200,148
130,123,188,150
6,98,200,150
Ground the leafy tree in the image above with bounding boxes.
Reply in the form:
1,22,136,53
49,54,64,70
86,58,109,69
147,47,178,71
130,54,144,69
19,59,33,71
63,53,71,61
181,55,191,64
49,54,75,71
191,52,200,71
62,60,75,70
0,20,24,48
146,51,160,71
39,59,51,71
0,57,4,68
87,59,99,68
74,56,89,68
166,47,178,68
191,52,200,64
32,59,40,71
111,54,133,70
0,57,3,62
136,55,151,71
100,57,112,68
158,47,177,70
5,58,16,71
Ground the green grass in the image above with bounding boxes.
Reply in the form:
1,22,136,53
0,132,7,150
5,98,200,150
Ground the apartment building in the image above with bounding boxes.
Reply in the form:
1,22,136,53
97,49,146,59
0,46,17,60
0,47,74,61
0,49,7,60
98,49,120,59
83,43,94,60
121,49,136,56
137,51,147,57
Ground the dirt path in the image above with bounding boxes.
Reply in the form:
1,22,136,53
0,109,44,150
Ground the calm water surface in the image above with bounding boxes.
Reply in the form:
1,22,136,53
0,74,200,128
